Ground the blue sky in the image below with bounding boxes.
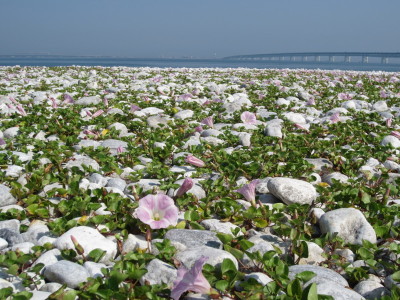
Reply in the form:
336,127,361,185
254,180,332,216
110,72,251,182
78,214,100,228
0,0,399,58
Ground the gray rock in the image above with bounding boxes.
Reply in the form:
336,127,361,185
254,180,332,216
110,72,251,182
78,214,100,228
267,177,317,205
147,115,171,128
264,121,283,138
372,100,388,112
0,219,20,232
75,96,101,105
383,160,400,171
381,135,400,148
0,238,8,250
322,172,349,185
175,246,238,270
255,178,272,194
29,291,52,300
317,281,365,299
333,248,356,263
244,272,273,286
84,261,107,278
106,178,127,191
319,208,376,245
241,241,275,267
0,184,17,207
248,233,291,256
73,140,101,150
21,223,53,245
64,155,100,172
122,234,148,253
174,109,194,120
88,173,108,186
39,282,64,293
3,127,20,139
304,158,333,171
201,136,225,146
101,139,128,155
108,122,128,137
200,129,223,138
126,179,161,193
54,226,117,264
200,219,242,236
140,259,177,287
0,228,24,247
353,280,388,299
238,132,251,147
296,242,325,265
289,265,348,287
44,260,90,288
384,273,400,289
164,229,222,249
33,249,62,272
10,242,35,254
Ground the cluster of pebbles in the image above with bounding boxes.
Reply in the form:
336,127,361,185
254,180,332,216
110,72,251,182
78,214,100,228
0,66,399,299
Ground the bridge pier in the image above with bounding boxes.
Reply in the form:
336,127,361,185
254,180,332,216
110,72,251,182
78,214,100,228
345,56,351,63
362,56,369,63
329,56,335,62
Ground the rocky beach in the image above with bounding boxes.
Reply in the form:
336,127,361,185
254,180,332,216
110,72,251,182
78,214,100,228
0,66,399,299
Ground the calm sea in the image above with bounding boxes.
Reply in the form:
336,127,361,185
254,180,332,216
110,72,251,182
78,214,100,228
1,56,399,72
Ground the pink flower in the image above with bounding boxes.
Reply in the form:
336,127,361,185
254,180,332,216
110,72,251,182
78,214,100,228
194,126,204,133
117,146,125,154
63,94,75,104
130,104,141,113
9,97,18,104
201,116,213,128
171,256,211,300
235,180,259,205
330,112,340,123
178,93,193,101
0,138,5,146
240,111,257,124
103,97,109,107
50,97,58,108
386,118,392,128
92,109,104,118
380,90,388,98
185,155,205,167
294,123,309,132
86,110,93,117
306,97,315,106
391,131,400,139
135,194,179,229
338,93,352,100
16,104,27,116
175,178,194,197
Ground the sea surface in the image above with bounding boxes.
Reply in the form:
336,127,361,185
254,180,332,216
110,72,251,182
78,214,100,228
1,56,400,72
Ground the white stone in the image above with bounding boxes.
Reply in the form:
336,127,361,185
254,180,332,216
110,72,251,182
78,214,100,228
267,177,317,205
319,208,376,245
54,226,117,264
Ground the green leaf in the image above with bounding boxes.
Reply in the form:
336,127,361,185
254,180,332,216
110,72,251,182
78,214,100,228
88,249,106,263
221,258,237,274
8,264,19,276
392,271,400,282
295,271,316,283
253,218,268,228
275,260,288,276
302,282,318,300
216,232,233,244
0,287,13,298
357,247,374,260
287,278,302,297
215,280,229,292
11,291,33,300
223,244,244,260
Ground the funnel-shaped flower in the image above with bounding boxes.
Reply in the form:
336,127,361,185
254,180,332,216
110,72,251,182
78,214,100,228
201,116,214,128
92,109,104,118
103,97,109,107
63,94,74,104
240,111,257,124
235,180,259,205
330,112,340,123
130,104,141,113
386,118,392,128
306,97,315,106
135,194,179,229
16,104,27,116
171,256,211,300
185,155,205,167
391,131,400,139
175,178,194,197
0,138,5,146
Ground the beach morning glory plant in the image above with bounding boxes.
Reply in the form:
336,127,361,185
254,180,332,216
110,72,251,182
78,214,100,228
135,194,179,229
171,256,211,300
235,179,259,207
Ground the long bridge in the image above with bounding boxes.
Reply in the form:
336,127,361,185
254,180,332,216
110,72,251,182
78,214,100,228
223,52,400,64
